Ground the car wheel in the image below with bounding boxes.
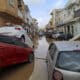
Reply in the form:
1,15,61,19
28,53,34,63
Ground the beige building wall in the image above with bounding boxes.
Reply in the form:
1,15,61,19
0,0,26,26
0,17,6,26
0,0,18,17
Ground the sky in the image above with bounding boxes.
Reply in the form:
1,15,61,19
23,0,68,28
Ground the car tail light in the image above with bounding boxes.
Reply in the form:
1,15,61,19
53,70,63,80
15,28,21,30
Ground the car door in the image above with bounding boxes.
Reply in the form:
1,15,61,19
13,40,29,63
0,36,17,65
4,43,17,65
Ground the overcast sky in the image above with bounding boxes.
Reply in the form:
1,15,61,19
23,0,68,28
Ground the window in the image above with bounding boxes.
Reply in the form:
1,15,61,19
74,9,80,18
18,0,22,8
8,0,15,7
0,35,29,48
56,51,80,72
0,36,14,44
14,40,29,48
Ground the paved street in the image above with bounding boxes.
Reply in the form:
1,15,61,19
29,37,49,80
0,37,49,80
35,37,49,59
0,62,34,80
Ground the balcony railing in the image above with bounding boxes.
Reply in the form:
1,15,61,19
74,9,80,18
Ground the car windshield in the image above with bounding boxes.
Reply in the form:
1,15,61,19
56,51,80,72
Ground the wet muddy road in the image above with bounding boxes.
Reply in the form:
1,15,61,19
0,62,34,80
30,37,49,80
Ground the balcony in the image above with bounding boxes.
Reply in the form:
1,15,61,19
74,9,80,18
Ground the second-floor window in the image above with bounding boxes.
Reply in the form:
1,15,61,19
8,0,15,7
18,0,22,8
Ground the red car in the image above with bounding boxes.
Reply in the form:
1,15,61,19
0,35,34,68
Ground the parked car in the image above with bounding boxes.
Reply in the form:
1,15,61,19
0,25,33,48
39,31,44,37
52,31,65,40
45,30,53,38
47,41,80,80
0,35,34,68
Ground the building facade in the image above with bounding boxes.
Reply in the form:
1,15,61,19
51,0,80,40
24,5,38,42
0,0,26,26
50,9,63,30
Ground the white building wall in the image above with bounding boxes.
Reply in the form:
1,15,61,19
51,9,63,29
57,8,74,26
59,10,66,24
66,0,79,8
77,23,80,34
51,10,56,28
25,12,33,25
58,0,80,25
51,0,80,39
57,0,80,37
73,22,80,36
65,9,74,22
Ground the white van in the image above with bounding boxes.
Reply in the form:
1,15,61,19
47,41,80,80
0,25,33,48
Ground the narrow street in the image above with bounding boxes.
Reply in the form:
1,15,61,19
0,0,79,80
29,37,49,80
0,37,49,80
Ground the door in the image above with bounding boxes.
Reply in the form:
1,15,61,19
0,35,17,67
6,44,17,65
0,43,17,67
13,40,29,63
